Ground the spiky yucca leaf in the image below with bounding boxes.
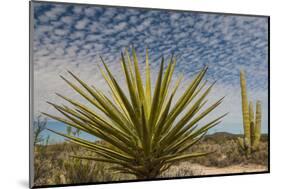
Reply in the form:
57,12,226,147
44,48,226,179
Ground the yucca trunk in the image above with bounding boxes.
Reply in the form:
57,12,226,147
136,166,161,179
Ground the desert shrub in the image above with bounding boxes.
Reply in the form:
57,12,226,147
34,146,51,184
187,133,268,167
33,115,47,146
161,162,202,178
63,158,97,184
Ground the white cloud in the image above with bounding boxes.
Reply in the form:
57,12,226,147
60,16,74,24
43,6,66,21
73,6,84,14
113,22,127,31
54,28,69,36
84,7,96,17
32,2,268,133
170,13,181,21
75,18,90,30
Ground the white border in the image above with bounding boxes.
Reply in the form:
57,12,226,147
1,0,280,189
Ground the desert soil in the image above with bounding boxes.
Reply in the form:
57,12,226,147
191,163,268,175
164,162,268,177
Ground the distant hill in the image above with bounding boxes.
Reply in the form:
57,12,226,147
205,132,268,142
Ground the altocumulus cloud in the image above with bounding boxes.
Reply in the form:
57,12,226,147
32,2,268,133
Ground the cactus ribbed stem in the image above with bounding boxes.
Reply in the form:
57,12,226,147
240,70,251,153
249,101,254,123
253,101,261,149
249,101,255,146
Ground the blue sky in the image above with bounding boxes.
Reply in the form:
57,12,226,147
32,2,268,137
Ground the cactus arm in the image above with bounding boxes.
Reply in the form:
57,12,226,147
249,101,254,123
240,70,251,154
249,101,255,148
253,101,261,150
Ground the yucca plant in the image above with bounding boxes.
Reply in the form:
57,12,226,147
43,48,226,179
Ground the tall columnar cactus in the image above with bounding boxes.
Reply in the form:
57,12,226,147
239,71,251,154
238,70,262,156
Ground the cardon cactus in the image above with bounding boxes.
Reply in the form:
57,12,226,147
238,70,262,156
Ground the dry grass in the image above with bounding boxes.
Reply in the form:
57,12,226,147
161,162,203,178
33,142,135,186
187,132,268,167
33,132,268,186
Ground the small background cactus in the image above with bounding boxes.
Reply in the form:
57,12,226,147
238,70,262,156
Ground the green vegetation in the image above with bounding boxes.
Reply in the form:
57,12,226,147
43,48,226,179
238,70,262,156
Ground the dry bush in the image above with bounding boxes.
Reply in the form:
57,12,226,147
33,142,135,186
33,133,268,186
187,133,268,167
161,162,203,178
